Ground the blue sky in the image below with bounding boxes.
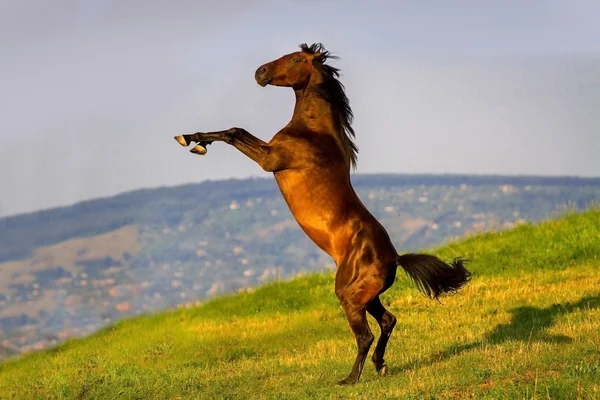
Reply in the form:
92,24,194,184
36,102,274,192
1,0,599,216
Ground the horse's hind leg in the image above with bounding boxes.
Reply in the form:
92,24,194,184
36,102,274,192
367,296,397,376
337,301,374,386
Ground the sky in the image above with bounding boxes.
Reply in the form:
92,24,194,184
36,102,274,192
0,0,599,217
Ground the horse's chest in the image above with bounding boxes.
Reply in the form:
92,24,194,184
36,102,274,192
275,173,334,253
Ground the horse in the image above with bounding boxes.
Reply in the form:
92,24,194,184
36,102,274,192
174,43,471,385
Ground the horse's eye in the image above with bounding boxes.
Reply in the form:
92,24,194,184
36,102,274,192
292,58,300,63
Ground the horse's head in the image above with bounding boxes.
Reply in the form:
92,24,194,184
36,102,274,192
255,43,335,90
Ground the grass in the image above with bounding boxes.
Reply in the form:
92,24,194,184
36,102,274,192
1,209,599,399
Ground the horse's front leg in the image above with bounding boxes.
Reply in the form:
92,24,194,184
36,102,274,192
174,130,229,155
174,137,210,155
174,128,284,172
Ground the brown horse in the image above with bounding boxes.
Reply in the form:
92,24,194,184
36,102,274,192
174,43,471,385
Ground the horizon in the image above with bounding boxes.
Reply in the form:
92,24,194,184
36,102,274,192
1,0,599,217
2,171,599,220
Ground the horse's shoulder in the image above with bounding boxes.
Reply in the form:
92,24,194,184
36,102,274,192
270,127,311,144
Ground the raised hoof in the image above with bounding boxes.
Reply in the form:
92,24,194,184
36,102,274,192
190,144,207,155
337,377,357,386
174,135,190,147
377,365,389,377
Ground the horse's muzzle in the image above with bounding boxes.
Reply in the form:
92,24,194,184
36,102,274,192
255,64,272,86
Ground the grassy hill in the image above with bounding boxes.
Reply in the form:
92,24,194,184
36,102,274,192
1,174,600,358
0,209,598,399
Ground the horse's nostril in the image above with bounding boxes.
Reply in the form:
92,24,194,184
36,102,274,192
260,67,267,74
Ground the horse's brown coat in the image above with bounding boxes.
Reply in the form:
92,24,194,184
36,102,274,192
174,43,470,384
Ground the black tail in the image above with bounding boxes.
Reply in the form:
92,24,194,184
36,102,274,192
396,253,471,300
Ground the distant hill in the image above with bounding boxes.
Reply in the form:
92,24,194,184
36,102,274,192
0,173,599,358
1,210,599,399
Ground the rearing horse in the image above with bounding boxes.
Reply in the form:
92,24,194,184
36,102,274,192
174,43,471,385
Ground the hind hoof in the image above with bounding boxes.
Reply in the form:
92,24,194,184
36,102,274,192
338,377,357,386
174,135,189,147
377,365,389,377
190,144,207,155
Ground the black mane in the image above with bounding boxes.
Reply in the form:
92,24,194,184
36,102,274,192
300,43,358,169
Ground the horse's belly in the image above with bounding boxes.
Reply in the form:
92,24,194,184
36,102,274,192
284,195,336,253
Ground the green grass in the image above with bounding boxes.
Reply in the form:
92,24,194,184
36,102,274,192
1,210,599,399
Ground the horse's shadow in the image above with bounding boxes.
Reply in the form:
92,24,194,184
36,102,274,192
394,294,600,372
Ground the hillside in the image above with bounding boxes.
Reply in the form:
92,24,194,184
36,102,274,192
0,174,599,359
0,210,598,399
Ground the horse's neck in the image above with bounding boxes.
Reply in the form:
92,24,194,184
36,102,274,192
290,87,338,136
